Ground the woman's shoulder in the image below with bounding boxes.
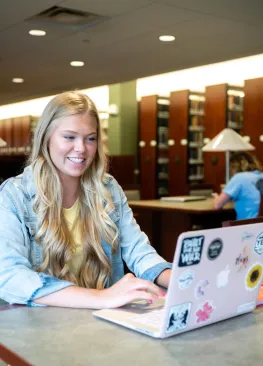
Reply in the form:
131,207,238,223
103,174,123,202
0,166,35,202
103,173,119,188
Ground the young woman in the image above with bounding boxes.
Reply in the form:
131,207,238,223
214,152,263,220
0,91,172,308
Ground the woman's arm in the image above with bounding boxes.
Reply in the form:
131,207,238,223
116,182,172,282
214,192,231,209
155,269,172,288
33,273,165,309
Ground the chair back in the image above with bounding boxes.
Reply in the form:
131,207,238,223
222,217,263,227
256,178,263,217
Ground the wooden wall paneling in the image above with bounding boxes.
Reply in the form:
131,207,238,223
12,117,22,153
0,119,7,154
21,116,31,150
5,118,13,152
243,77,263,161
108,155,137,190
168,90,189,195
139,95,157,199
204,84,227,193
0,119,7,142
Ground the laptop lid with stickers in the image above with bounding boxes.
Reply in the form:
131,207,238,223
93,223,263,338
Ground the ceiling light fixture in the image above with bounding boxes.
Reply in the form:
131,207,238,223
159,35,175,42
70,61,84,67
12,78,24,83
29,30,46,36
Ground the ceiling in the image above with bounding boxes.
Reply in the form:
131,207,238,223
1,0,263,106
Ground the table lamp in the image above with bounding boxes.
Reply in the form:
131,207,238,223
0,138,7,147
202,128,255,183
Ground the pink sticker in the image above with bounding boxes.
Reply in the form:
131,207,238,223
195,279,209,299
235,245,250,272
196,301,215,324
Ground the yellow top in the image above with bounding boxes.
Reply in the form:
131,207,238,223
62,199,83,278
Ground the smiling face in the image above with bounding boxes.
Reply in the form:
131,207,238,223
48,112,98,183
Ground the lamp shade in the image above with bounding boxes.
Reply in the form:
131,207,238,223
202,128,255,152
0,138,7,147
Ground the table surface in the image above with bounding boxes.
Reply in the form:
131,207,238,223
129,197,234,213
1,306,263,366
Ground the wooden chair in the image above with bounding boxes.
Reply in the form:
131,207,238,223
256,178,263,217
222,216,263,227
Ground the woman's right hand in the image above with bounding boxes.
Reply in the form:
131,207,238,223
100,273,166,309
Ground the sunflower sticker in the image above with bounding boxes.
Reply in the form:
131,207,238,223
245,263,263,291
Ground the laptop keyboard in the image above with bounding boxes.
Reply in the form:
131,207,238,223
130,309,164,327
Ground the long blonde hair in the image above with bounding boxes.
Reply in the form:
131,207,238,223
28,91,118,289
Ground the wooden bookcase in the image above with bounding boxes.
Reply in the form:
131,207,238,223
168,90,205,196
243,77,263,160
139,95,169,199
203,84,244,193
0,115,39,182
0,115,39,155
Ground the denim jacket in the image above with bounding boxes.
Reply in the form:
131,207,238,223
0,166,171,305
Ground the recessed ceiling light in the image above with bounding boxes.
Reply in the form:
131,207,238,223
70,61,84,67
12,78,24,83
159,35,175,42
29,30,46,36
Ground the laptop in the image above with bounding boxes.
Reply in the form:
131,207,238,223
160,196,207,202
93,223,263,338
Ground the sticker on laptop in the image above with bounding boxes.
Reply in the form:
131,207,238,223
245,263,263,291
242,232,254,242
237,301,256,314
254,232,263,255
196,300,215,324
178,235,204,267
178,270,195,290
235,245,249,272
207,238,223,260
166,302,192,334
195,279,209,299
216,265,230,288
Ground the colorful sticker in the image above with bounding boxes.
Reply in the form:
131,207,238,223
245,263,263,291
178,270,195,290
237,301,256,314
254,232,263,255
178,235,204,267
216,265,230,288
257,284,263,305
235,245,250,271
196,301,215,324
195,280,209,299
166,302,192,334
207,238,223,260
242,232,254,242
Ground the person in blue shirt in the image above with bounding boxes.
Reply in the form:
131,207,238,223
214,152,263,220
0,91,171,308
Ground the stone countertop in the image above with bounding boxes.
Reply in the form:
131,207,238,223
0,306,263,366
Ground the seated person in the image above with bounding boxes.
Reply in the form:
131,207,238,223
214,152,263,220
0,91,172,308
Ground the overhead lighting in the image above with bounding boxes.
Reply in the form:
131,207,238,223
159,35,175,42
70,61,84,67
12,78,24,83
29,30,46,36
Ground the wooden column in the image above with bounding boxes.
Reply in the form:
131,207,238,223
204,84,227,193
139,95,157,199
243,77,263,161
168,90,189,195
